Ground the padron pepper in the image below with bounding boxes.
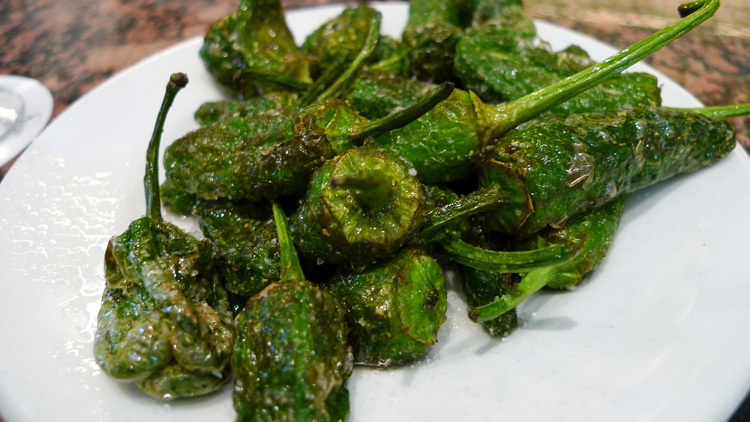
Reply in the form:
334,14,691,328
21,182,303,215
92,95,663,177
94,74,234,399
164,79,454,201
454,25,661,113
480,104,743,235
470,0,536,37
349,1,719,184
402,0,472,82
233,201,353,421
327,248,448,367
200,0,311,98
472,197,627,321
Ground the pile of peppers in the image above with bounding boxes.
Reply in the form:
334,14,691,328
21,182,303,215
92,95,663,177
95,0,750,419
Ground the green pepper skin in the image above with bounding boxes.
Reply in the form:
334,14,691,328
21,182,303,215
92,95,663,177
454,28,662,112
327,248,447,367
481,106,737,234
463,267,517,336
346,70,433,120
302,5,382,78
95,218,234,398
194,92,299,126
200,0,311,99
233,279,353,422
291,146,427,268
197,201,280,297
470,0,535,36
516,196,626,289
402,0,473,82
164,99,366,201
375,89,483,184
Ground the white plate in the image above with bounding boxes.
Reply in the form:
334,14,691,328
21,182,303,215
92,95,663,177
2,3,750,422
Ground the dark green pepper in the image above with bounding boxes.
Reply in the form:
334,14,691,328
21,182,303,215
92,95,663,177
302,5,383,78
473,197,626,321
481,105,737,235
200,0,311,98
470,0,536,37
197,201,280,297
327,248,447,367
194,91,299,126
347,4,717,185
164,82,453,201
94,74,234,399
454,27,662,112
402,0,472,82
233,202,352,421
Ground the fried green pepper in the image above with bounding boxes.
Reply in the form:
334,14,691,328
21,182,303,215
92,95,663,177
472,197,626,321
348,2,717,184
194,91,299,126
94,74,234,399
302,5,383,77
402,0,472,82
233,202,353,421
290,146,428,268
470,0,535,37
481,105,738,235
454,27,662,112
200,0,311,98
197,201,280,297
327,248,447,367
164,82,453,201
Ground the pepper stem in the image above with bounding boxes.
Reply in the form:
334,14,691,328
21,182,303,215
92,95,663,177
668,103,750,120
470,265,561,322
483,0,720,139
239,68,311,92
298,56,348,108
316,14,382,102
330,174,393,211
145,73,187,221
417,185,506,240
442,239,573,273
272,201,305,282
352,82,455,142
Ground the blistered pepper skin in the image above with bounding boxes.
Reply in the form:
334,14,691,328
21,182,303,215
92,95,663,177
302,5,382,78
327,248,447,367
481,107,737,234
164,99,366,201
194,92,299,126
233,279,353,422
95,218,234,399
199,0,310,98
197,201,280,297
454,28,662,113
514,196,626,289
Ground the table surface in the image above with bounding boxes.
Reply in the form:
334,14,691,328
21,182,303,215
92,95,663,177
1,0,749,420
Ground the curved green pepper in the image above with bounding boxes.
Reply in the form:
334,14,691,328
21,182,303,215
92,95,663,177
481,106,737,234
94,74,234,399
200,0,311,98
402,0,472,82
454,27,661,112
473,197,626,321
327,248,447,367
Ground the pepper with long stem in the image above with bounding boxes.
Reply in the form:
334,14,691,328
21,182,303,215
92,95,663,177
95,74,234,400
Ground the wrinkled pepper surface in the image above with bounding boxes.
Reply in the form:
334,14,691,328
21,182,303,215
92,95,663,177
94,74,234,399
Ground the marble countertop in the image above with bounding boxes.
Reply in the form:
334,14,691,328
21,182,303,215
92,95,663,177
1,0,749,420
